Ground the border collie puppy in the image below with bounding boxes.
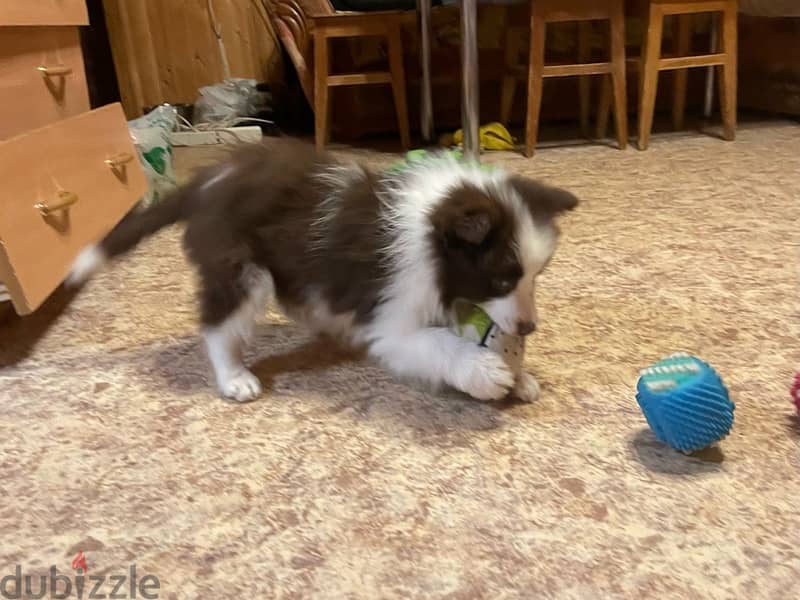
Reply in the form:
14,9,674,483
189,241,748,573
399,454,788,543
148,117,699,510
69,139,578,402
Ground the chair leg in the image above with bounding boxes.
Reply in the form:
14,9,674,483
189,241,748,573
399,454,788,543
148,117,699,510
524,12,546,157
597,74,612,139
578,21,592,138
638,4,663,150
500,79,517,129
501,26,521,125
387,24,411,150
314,31,330,150
672,14,691,130
718,3,737,141
610,4,628,149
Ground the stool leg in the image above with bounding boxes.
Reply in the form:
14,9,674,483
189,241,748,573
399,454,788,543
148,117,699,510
387,25,411,150
578,21,592,138
524,12,546,157
596,75,612,140
672,15,691,131
718,3,737,141
501,26,521,125
314,31,330,150
638,5,663,150
704,13,719,119
610,4,628,149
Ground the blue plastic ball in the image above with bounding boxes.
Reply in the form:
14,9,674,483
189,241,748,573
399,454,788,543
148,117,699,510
636,353,735,453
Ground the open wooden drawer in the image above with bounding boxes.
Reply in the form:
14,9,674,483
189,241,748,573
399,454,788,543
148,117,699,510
0,26,91,140
0,0,89,27
0,103,147,315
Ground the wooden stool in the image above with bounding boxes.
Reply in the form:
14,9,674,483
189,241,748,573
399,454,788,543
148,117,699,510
313,12,410,150
501,17,595,140
502,0,628,157
635,0,737,149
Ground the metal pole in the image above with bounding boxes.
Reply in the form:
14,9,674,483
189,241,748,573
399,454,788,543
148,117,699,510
418,0,434,142
461,0,479,161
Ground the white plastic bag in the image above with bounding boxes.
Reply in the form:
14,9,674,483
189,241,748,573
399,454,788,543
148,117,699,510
127,104,178,207
194,78,259,124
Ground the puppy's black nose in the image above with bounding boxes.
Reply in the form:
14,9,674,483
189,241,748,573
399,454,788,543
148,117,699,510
517,321,537,336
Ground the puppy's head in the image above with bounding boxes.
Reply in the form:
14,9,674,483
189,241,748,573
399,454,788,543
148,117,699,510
429,175,578,336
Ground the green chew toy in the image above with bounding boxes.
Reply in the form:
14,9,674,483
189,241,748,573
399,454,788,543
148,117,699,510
452,300,525,374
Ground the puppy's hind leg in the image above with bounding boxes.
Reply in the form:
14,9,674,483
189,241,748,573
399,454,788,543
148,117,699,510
200,264,274,402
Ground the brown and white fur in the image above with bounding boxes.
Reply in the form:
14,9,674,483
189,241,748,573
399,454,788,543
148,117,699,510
69,139,578,402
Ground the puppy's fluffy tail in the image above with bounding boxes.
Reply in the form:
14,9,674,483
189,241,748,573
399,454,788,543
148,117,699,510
67,188,187,286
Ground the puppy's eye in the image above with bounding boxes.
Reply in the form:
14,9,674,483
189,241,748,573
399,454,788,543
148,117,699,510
493,278,515,294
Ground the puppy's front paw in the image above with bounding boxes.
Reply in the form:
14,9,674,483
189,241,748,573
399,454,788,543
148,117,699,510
219,370,262,402
512,372,540,403
457,348,515,401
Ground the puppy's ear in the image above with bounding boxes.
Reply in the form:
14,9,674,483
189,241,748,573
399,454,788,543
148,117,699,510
451,210,492,245
432,183,500,246
510,176,579,217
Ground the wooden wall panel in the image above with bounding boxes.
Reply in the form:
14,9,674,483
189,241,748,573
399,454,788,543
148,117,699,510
103,0,283,118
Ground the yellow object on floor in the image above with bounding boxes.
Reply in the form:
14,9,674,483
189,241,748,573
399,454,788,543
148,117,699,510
448,122,516,151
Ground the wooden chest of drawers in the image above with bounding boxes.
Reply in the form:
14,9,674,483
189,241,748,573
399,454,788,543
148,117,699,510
0,0,146,315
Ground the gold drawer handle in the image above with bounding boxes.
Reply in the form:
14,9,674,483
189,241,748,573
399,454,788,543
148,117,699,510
38,65,73,77
105,152,134,169
36,190,79,216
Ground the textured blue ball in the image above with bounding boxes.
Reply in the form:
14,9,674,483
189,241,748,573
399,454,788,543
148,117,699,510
636,353,735,453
